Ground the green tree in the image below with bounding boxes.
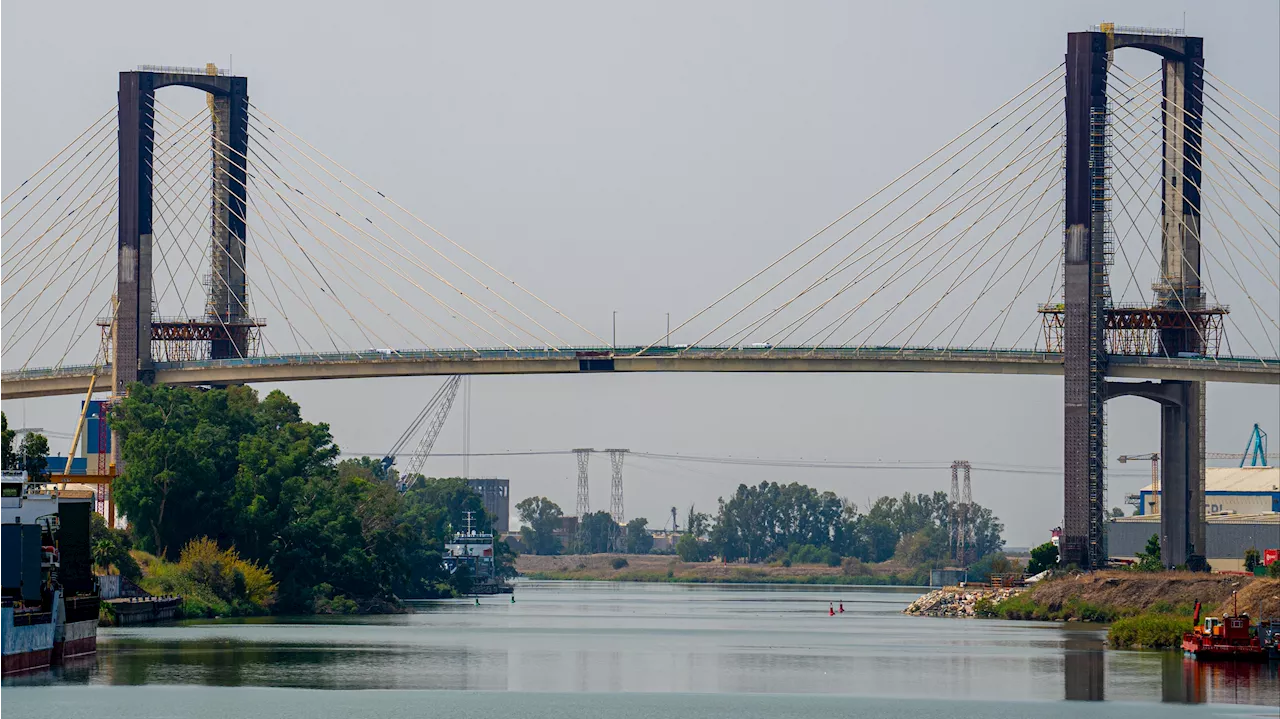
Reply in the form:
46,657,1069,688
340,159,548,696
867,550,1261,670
785,543,841,566
1027,541,1060,574
893,527,947,566
106,384,518,611
339,457,380,482
686,505,711,539
1,412,16,470
574,511,617,554
493,540,519,580
231,391,341,562
1244,547,1261,572
400,476,490,536
1134,534,1164,572
967,552,1021,583
625,517,654,554
515,496,564,555
89,513,141,580
854,512,900,563
967,505,1006,560
709,481,847,562
676,532,710,562
109,384,256,557
344,455,392,483
19,432,50,479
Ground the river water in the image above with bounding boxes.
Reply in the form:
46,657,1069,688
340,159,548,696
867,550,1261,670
4,581,1278,717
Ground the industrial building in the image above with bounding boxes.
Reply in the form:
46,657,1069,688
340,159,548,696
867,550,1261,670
1113,466,1279,571
1108,512,1279,572
1135,467,1280,516
466,478,510,533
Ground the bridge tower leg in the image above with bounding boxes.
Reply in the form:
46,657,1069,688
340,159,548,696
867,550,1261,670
115,72,157,395
1062,32,1110,569
1154,37,1207,569
1158,382,1204,567
208,76,251,359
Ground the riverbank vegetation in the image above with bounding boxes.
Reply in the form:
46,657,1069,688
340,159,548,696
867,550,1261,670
971,571,1280,648
109,384,513,613
133,539,277,617
1107,614,1194,649
516,480,1007,585
517,553,920,585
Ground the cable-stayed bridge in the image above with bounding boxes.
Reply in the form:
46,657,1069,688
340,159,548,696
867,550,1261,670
2,29,1277,570
2,347,1274,400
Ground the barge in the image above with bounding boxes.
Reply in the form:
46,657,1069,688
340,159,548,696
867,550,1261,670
1181,596,1268,661
2,470,100,675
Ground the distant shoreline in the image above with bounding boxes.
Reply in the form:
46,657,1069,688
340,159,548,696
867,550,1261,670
515,553,925,586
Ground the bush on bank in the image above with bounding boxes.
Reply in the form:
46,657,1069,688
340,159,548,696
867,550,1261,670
135,538,276,617
1108,614,1193,649
976,592,1129,622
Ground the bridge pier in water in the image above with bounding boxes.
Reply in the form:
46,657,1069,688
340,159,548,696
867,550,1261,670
1062,28,1208,569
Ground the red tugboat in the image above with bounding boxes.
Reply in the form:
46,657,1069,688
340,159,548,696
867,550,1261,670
1181,594,1267,660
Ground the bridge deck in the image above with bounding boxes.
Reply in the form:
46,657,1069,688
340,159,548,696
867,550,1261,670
2,347,1274,399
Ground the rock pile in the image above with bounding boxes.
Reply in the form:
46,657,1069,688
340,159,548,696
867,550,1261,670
904,586,1024,617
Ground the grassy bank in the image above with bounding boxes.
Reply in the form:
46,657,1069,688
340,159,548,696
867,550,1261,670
1107,614,1194,649
971,572,1280,649
977,571,1280,622
517,554,924,586
974,592,1153,622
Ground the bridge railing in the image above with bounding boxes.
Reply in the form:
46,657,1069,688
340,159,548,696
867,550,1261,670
4,346,1271,383
145,344,1075,370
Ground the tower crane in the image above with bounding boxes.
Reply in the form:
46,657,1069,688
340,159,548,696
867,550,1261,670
1117,425,1275,513
380,376,463,488
1117,453,1159,513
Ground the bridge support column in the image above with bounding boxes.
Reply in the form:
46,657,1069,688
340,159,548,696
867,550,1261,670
208,75,251,359
115,72,157,395
1148,35,1207,569
1104,380,1205,568
1157,381,1205,568
1062,31,1110,569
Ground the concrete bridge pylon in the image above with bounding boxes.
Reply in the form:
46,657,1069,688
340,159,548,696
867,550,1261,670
1062,27,1208,570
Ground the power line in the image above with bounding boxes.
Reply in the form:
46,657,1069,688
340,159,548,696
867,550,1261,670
335,447,1154,477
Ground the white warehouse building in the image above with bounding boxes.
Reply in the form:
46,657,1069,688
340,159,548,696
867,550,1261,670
1134,467,1280,517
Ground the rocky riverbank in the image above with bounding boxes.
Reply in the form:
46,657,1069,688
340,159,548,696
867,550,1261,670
905,573,1280,622
903,586,1024,617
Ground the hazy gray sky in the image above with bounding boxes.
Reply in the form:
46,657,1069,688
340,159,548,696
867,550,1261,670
3,1,1278,545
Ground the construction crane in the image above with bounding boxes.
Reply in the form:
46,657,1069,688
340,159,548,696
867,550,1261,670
380,376,463,487
1238,424,1269,467
1118,453,1159,513
1119,425,1275,512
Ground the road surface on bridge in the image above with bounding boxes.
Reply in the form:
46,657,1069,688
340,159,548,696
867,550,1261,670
1,346,1274,399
